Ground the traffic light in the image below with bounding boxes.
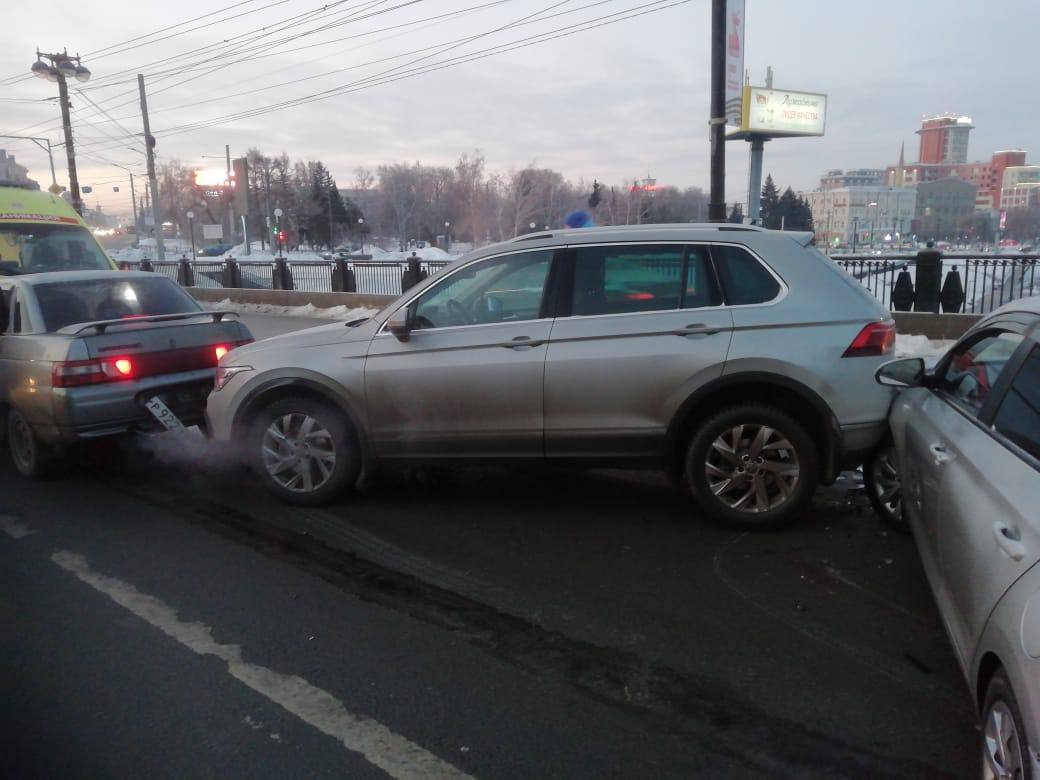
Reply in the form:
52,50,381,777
277,230,287,244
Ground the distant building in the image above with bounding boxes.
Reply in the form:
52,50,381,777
819,169,885,190
887,150,1025,212
917,114,974,165
0,150,40,189
802,187,916,248
914,178,977,241
1000,165,1040,209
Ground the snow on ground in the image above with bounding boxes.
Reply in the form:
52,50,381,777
208,298,381,321
895,333,953,360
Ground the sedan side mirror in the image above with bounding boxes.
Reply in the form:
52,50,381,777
387,307,411,342
875,357,925,388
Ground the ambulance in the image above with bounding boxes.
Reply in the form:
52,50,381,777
0,186,117,274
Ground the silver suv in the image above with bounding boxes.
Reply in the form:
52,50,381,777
206,224,895,529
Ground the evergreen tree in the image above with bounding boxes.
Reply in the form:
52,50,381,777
760,174,781,228
728,202,744,223
587,179,602,210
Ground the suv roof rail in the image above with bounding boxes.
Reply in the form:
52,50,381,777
507,223,775,242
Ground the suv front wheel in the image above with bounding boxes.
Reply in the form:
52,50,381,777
686,404,819,530
252,397,360,506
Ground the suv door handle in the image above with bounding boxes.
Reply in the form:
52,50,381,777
498,336,544,349
674,323,721,337
929,443,951,466
993,522,1027,561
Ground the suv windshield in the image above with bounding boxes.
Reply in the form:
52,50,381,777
34,277,202,332
0,223,114,274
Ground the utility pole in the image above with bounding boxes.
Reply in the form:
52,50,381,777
128,171,140,246
225,144,235,244
31,51,90,214
138,74,165,259
708,0,727,222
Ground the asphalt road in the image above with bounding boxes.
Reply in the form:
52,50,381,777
0,316,980,778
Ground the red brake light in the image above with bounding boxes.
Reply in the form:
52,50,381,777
113,358,134,376
843,321,896,358
52,357,136,387
214,345,229,361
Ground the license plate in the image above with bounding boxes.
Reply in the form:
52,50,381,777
144,396,186,431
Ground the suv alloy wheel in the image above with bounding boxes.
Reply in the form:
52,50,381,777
685,403,819,530
252,397,360,505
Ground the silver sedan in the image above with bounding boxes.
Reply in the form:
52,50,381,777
875,297,1040,779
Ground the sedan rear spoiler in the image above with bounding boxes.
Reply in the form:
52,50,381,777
59,311,239,336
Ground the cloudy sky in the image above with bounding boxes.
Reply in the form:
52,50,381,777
2,0,1036,219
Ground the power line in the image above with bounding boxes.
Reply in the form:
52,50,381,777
159,0,688,137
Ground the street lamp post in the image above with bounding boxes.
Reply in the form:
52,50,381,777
186,211,196,258
867,201,878,248
444,221,451,251
0,135,57,190
529,222,536,233
357,217,365,254
30,50,90,215
274,207,283,255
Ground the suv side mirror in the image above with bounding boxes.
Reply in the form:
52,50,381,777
387,307,411,342
875,357,925,388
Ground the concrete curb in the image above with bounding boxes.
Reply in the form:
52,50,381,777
187,287,396,311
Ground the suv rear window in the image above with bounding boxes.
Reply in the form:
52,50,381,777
572,244,719,316
34,277,201,332
712,245,781,305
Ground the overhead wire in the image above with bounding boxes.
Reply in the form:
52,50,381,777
159,0,689,136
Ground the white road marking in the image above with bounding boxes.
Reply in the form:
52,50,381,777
51,550,474,780
0,515,37,539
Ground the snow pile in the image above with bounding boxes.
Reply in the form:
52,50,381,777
209,298,381,321
895,334,953,359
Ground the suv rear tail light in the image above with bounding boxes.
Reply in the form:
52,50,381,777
842,321,896,358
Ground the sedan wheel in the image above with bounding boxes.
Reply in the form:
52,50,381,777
981,671,1034,780
864,443,908,532
983,701,1025,780
7,408,54,478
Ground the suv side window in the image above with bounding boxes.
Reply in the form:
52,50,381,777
572,244,719,316
411,249,551,330
992,344,1040,459
712,244,780,305
938,330,1024,416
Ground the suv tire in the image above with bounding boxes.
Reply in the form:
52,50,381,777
686,403,819,530
251,397,359,506
863,440,908,533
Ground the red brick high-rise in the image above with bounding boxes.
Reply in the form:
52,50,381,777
917,115,974,165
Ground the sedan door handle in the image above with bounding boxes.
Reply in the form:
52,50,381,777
674,323,721,337
928,443,951,466
993,522,1027,561
498,336,544,349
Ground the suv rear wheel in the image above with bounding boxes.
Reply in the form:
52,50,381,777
252,397,359,506
685,403,819,530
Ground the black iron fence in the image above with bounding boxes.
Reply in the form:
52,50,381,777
833,254,1040,314
117,256,452,297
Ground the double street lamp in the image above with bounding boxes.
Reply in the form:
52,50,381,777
30,49,90,216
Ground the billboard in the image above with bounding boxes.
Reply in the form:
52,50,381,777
739,87,827,137
232,157,250,216
202,224,224,240
724,0,745,126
